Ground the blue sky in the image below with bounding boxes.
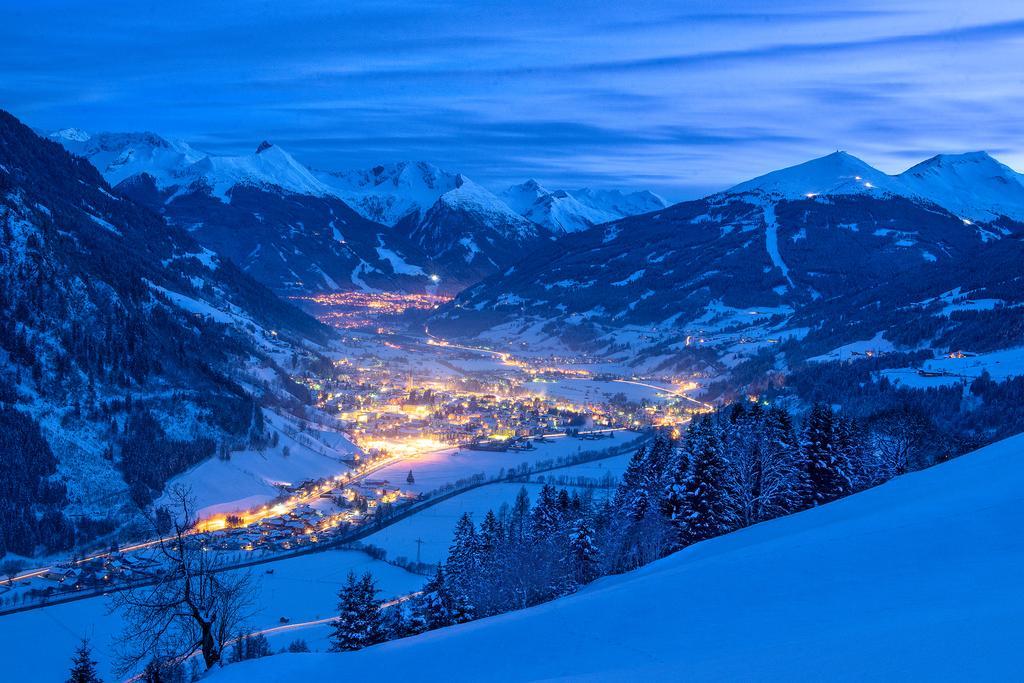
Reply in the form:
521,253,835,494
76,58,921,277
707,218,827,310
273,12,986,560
4,0,1024,199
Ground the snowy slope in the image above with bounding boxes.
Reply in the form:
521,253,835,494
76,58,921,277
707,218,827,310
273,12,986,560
897,151,1024,222
0,550,422,683
210,432,1024,682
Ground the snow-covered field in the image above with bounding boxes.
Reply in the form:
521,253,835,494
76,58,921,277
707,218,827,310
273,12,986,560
368,431,640,496
363,483,547,565
524,378,667,403
879,346,1024,389
362,453,630,565
210,432,1024,682
0,550,421,682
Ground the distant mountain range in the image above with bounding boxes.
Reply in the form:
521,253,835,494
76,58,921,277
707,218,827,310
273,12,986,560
431,150,1024,381
50,129,664,293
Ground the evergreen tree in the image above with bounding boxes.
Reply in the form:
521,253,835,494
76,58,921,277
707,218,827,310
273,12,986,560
476,510,505,615
662,425,695,548
681,418,736,544
67,639,102,683
409,566,454,632
802,404,853,506
507,486,531,544
380,604,410,640
329,571,384,652
286,639,310,653
406,470,415,485
569,518,600,586
445,513,480,621
531,484,563,540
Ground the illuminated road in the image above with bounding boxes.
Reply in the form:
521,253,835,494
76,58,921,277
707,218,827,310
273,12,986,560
8,442,416,586
612,379,714,410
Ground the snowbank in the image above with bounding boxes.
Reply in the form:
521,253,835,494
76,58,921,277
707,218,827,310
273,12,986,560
209,432,1024,681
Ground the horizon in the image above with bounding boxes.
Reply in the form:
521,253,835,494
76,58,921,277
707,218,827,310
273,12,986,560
40,123,1024,203
6,1,1024,202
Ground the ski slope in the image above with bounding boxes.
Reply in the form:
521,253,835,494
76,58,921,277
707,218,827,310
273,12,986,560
211,432,1024,681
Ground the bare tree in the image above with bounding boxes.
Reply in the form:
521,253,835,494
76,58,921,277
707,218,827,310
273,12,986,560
111,485,255,676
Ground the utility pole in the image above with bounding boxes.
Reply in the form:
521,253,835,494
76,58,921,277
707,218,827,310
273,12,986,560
415,538,424,565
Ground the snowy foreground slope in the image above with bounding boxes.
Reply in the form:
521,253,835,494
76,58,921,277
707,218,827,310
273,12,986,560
212,433,1024,682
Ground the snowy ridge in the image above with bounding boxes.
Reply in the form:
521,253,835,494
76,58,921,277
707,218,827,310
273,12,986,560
501,179,666,233
726,149,1024,222
185,142,332,199
210,432,1024,681
52,130,206,187
726,150,898,198
898,151,1024,222
318,160,460,226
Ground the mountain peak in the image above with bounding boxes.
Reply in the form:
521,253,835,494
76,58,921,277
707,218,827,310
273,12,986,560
897,150,1024,221
50,127,91,142
255,140,274,154
725,150,890,198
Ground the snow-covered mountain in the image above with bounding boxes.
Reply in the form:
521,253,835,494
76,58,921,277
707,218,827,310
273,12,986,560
410,176,551,282
52,132,439,293
897,151,1024,223
49,128,206,187
51,129,331,198
432,150,1024,376
317,161,461,226
183,141,332,198
0,110,330,528
727,150,1024,223
501,179,666,233
209,431,1024,681
726,150,896,198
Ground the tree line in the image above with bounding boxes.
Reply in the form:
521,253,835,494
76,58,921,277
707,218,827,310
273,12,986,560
327,400,905,653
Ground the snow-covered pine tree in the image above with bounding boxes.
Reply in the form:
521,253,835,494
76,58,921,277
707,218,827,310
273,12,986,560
662,424,695,548
507,486,531,544
329,571,384,652
445,513,480,622
802,403,853,506
681,417,737,544
608,436,672,570
409,566,455,632
760,406,805,518
66,639,102,683
569,518,601,586
380,603,410,640
531,484,563,541
476,509,505,615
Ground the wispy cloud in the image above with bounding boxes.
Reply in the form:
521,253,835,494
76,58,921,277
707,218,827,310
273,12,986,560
3,0,1023,199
